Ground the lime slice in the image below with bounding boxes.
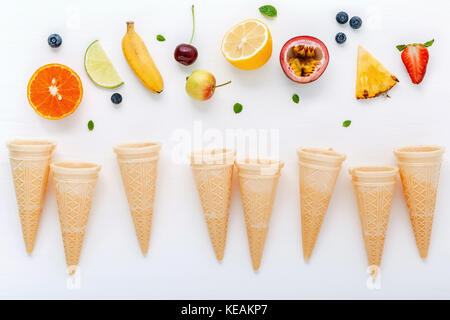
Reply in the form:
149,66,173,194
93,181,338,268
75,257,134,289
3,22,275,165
84,40,124,88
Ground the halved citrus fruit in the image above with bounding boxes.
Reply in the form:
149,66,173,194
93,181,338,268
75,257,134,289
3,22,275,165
84,40,124,88
27,64,83,120
221,19,272,70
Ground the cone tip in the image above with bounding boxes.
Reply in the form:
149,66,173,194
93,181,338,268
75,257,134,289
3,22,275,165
303,251,312,262
420,252,428,260
140,246,149,256
25,246,34,256
68,266,78,275
252,262,261,272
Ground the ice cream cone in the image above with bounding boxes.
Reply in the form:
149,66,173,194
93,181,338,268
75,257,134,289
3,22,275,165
51,161,101,274
114,142,161,255
297,148,346,261
236,159,284,271
7,139,56,254
394,146,444,259
191,149,235,261
349,166,397,272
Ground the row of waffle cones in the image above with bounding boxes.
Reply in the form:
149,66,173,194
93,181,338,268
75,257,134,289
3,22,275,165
6,139,162,274
7,139,445,276
191,149,284,270
302,146,444,276
192,146,445,275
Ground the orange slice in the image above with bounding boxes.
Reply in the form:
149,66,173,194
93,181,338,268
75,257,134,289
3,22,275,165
27,64,83,119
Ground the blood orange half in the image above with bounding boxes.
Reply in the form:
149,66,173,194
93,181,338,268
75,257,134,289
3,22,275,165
27,64,83,119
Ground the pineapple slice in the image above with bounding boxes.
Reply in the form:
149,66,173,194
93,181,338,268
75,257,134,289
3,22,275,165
356,46,399,99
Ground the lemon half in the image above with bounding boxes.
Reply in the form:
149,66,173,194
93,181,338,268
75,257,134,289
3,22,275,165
221,19,272,70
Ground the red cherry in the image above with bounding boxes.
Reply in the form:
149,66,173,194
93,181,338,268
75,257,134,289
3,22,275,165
174,44,198,65
175,5,199,66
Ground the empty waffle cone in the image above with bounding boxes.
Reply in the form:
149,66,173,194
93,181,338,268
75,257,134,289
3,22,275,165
7,139,56,254
236,159,284,271
394,146,445,259
51,161,101,274
114,142,161,255
191,149,236,261
349,166,397,273
297,148,346,261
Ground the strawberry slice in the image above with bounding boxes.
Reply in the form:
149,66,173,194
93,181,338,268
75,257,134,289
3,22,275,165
396,39,434,84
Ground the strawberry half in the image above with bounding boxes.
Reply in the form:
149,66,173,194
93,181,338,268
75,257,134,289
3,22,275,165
396,39,434,84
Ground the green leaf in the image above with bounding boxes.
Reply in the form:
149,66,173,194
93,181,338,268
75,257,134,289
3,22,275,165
423,39,434,47
156,35,166,42
88,120,94,131
342,120,351,127
259,5,277,18
233,103,243,114
396,44,406,52
292,94,300,104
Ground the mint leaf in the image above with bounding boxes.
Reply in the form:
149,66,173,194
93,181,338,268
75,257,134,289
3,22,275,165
396,44,406,52
423,39,434,47
259,5,277,18
342,120,351,127
233,103,243,114
292,94,300,104
88,120,94,131
156,35,166,42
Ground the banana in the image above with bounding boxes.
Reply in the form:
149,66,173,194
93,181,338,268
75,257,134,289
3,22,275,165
122,22,164,94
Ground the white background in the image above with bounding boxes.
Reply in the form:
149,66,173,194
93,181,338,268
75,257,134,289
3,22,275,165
1,0,450,299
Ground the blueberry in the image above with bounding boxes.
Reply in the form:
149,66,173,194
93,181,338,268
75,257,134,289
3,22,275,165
336,11,349,24
349,16,362,29
335,32,347,44
111,93,122,104
48,34,62,48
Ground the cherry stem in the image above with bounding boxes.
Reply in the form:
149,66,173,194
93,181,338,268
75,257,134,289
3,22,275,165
214,81,232,88
189,5,195,45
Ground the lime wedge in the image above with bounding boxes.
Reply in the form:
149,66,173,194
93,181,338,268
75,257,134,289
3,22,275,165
84,40,124,88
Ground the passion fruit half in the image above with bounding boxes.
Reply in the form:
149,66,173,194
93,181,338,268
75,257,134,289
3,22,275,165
280,36,329,83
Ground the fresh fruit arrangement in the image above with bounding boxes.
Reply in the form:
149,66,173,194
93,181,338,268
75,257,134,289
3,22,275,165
27,64,83,119
25,5,435,126
356,46,398,99
174,5,198,66
185,70,231,101
122,22,164,94
221,19,272,70
280,36,329,83
396,40,434,84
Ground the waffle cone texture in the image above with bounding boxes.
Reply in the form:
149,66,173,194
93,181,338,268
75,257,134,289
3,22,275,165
394,146,444,259
236,159,284,271
349,166,397,268
297,148,346,261
114,142,161,255
7,140,56,254
191,149,235,261
51,161,100,274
